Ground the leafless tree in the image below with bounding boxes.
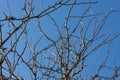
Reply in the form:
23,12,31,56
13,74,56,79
0,0,120,80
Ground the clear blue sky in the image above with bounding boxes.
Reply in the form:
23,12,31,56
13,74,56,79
0,0,120,79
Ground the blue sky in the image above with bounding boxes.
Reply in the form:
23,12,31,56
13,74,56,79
0,0,120,79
